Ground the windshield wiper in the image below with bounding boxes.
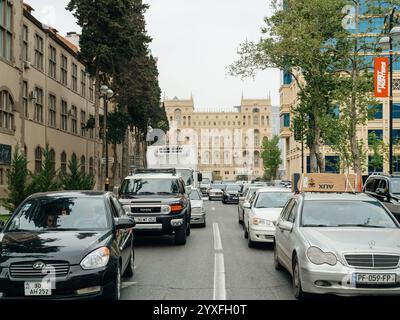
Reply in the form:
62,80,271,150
7,229,35,232
337,224,386,228
157,192,176,195
302,224,331,227
137,192,155,195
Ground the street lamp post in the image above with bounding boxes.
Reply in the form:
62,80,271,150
100,85,114,191
378,8,400,174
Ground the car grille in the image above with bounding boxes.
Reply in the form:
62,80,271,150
10,261,70,279
130,206,161,214
344,254,400,269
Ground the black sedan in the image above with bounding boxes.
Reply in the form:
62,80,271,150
0,191,135,300
222,184,242,204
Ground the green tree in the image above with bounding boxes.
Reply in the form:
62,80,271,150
261,136,282,181
27,145,60,194
60,155,95,190
368,132,387,173
2,146,29,212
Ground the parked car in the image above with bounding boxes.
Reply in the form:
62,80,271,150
189,189,206,227
363,173,400,222
0,191,135,300
209,184,226,201
274,192,400,299
238,184,268,225
243,188,292,247
222,184,242,204
118,168,191,245
199,178,212,196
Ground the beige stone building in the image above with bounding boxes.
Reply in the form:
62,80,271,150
164,96,274,181
0,1,119,204
279,70,400,180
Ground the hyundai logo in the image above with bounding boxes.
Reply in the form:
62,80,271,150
33,261,46,270
368,240,376,249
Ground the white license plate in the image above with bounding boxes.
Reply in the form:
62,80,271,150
24,281,52,296
354,273,396,284
135,217,157,223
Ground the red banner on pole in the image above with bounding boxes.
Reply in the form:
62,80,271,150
374,57,389,98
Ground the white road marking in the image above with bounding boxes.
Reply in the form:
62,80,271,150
213,253,226,300
213,223,223,251
213,223,226,300
121,282,137,289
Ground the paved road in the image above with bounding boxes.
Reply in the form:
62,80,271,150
121,200,294,300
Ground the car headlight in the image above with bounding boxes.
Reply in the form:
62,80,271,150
123,205,131,213
252,218,273,226
307,246,337,266
161,205,171,214
192,207,202,214
80,247,110,270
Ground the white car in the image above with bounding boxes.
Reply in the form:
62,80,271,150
189,189,206,227
238,184,267,225
243,188,293,247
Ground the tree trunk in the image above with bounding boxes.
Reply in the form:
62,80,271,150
121,128,130,178
94,68,101,190
111,143,118,189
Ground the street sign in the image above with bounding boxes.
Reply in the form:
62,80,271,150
101,157,114,164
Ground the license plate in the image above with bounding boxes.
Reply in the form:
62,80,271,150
354,273,396,284
135,217,157,223
24,281,52,296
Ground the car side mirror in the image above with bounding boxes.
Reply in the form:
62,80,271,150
243,202,251,209
115,217,136,230
278,221,293,232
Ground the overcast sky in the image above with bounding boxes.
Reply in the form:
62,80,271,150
26,0,280,110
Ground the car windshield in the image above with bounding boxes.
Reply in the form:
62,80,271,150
391,179,400,194
6,197,109,232
211,184,225,190
255,192,292,208
301,200,398,228
121,178,180,195
190,190,202,200
225,185,241,192
176,169,193,186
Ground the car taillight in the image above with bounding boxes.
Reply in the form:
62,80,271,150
170,204,184,213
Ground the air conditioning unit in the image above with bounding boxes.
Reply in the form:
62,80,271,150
29,90,37,100
24,60,32,69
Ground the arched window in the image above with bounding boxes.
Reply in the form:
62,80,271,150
174,109,182,126
243,115,246,126
24,145,28,158
183,116,186,126
203,151,210,164
81,156,86,173
213,151,220,164
224,151,231,164
89,157,94,175
35,146,42,174
261,116,265,126
188,116,191,126
253,108,260,126
0,90,14,130
61,152,67,174
49,149,56,173
254,129,260,147
71,153,77,164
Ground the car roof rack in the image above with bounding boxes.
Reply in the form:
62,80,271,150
132,168,176,175
370,172,400,178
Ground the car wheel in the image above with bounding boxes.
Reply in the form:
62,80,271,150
123,242,135,278
244,223,248,239
274,241,284,271
238,210,243,225
186,219,191,236
103,262,121,300
175,220,187,245
292,255,307,299
200,217,206,228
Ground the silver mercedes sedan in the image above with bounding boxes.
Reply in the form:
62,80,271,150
274,192,400,299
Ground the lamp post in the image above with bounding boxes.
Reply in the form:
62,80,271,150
100,85,114,191
378,8,400,174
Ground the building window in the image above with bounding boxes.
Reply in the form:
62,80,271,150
23,81,28,118
393,104,400,119
48,94,56,128
325,156,340,173
0,0,13,61
34,34,44,70
283,70,293,85
71,153,77,163
254,129,260,147
80,70,86,97
61,100,68,131
253,108,260,126
368,155,383,174
0,90,13,130
80,110,86,136
254,151,260,167
174,109,182,125
49,148,56,173
22,25,28,61
71,63,78,91
48,45,57,79
61,54,68,86
280,113,290,128
89,114,94,139
81,156,86,173
35,146,42,174
61,151,67,173
34,87,43,123
89,157,94,175
89,77,94,101
0,167,3,185
368,130,383,144
71,105,77,134
368,103,383,120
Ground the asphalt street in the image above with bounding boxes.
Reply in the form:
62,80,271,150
121,200,294,300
